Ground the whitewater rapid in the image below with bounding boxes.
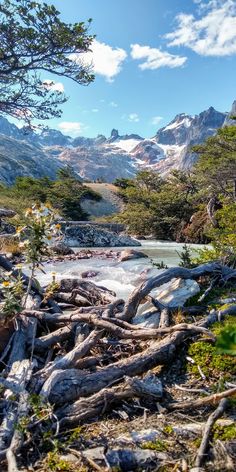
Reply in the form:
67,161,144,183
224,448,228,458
30,240,205,300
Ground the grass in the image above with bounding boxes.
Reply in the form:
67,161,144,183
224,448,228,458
0,236,21,255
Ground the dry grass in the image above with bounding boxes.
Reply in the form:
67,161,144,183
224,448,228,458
0,236,21,255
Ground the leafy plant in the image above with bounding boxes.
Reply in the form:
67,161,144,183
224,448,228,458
177,244,196,268
0,0,94,125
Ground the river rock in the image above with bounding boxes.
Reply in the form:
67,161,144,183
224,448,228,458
82,447,168,471
81,270,99,279
64,224,141,247
133,309,160,328
51,242,74,255
119,249,148,262
155,277,200,308
135,277,200,317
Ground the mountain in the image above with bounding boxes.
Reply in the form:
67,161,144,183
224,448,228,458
224,100,236,126
0,133,61,185
0,102,233,184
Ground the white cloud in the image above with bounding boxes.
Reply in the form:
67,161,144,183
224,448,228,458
165,0,236,56
70,39,127,82
42,80,64,93
151,116,163,125
109,101,118,107
92,108,99,113
128,113,140,123
57,121,85,137
130,43,187,69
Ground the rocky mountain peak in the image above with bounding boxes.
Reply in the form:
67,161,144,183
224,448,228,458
224,100,236,126
0,100,234,184
110,129,119,139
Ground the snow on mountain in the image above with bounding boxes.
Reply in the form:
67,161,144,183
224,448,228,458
0,102,233,183
114,138,142,153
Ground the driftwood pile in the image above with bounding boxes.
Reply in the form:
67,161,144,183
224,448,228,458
0,255,236,471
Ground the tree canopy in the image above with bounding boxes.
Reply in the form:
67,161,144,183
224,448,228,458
113,126,236,250
0,0,95,124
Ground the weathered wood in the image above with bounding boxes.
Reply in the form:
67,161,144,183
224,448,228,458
207,196,218,227
56,375,163,428
23,310,213,341
0,326,31,455
195,398,228,469
38,330,104,395
58,278,116,305
167,387,236,411
159,308,170,328
33,324,76,353
42,330,192,404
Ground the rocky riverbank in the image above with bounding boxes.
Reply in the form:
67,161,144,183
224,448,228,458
63,223,141,247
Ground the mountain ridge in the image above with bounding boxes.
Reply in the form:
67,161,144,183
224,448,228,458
0,102,233,183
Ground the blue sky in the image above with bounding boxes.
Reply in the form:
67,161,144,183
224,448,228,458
38,0,236,137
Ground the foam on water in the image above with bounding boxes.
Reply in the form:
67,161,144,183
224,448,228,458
27,240,206,300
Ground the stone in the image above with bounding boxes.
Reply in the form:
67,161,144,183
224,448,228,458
119,249,148,262
83,446,168,471
81,270,99,279
133,309,160,328
64,224,141,247
154,277,200,308
0,208,16,218
51,242,74,255
117,428,163,446
105,448,168,470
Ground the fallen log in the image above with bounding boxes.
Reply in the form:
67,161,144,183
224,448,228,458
33,324,77,354
40,329,193,403
37,329,104,387
56,375,163,429
58,279,116,305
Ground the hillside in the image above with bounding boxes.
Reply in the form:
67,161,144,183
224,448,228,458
81,183,124,218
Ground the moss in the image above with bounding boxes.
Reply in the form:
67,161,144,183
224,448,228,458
185,286,236,309
187,316,236,379
192,437,201,448
44,451,85,471
213,423,236,441
163,425,174,435
141,439,168,452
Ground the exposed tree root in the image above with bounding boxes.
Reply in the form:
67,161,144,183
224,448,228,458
0,258,235,471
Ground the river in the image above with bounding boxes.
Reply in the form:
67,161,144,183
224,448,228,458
32,240,205,301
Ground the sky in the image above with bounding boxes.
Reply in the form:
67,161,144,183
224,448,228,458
27,0,236,137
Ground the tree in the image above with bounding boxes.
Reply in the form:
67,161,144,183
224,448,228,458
193,126,236,202
57,165,82,181
0,0,95,124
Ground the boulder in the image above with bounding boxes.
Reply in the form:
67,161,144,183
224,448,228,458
119,249,148,262
133,309,160,328
64,224,141,247
155,278,200,308
0,208,16,218
51,242,74,255
134,278,200,318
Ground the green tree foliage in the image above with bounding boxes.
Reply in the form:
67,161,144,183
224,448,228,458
193,126,236,202
0,0,94,123
0,174,100,220
115,170,196,240
114,126,236,251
